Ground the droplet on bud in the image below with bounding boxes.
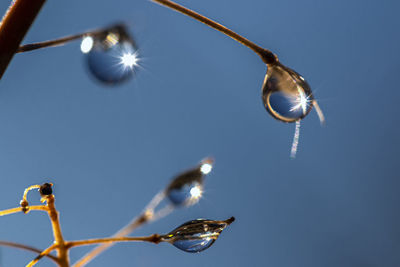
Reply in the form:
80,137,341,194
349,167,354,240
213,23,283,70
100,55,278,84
162,217,234,253
262,63,314,123
166,158,214,207
81,24,138,85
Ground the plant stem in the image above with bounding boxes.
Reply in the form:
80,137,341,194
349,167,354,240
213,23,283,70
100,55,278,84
16,23,127,53
0,205,48,216
22,185,41,201
0,0,46,79
17,33,86,53
45,195,69,267
16,26,111,53
151,0,277,64
66,234,162,249
0,241,59,263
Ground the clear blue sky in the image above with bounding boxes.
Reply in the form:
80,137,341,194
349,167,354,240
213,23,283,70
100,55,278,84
0,0,400,266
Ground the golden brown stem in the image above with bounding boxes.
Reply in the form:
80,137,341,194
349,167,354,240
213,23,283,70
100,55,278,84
0,241,58,263
151,0,277,64
0,0,46,79
22,185,40,202
45,195,69,267
0,205,48,216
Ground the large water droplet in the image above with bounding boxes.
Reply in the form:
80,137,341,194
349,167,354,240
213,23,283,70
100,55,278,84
166,158,213,207
81,24,138,85
162,217,234,253
262,63,314,123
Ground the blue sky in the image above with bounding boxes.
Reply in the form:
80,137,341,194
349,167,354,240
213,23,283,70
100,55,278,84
0,0,400,266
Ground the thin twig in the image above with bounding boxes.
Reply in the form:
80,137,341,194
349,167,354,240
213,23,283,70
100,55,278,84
0,205,48,216
151,0,277,64
16,23,127,53
67,234,162,249
0,241,59,263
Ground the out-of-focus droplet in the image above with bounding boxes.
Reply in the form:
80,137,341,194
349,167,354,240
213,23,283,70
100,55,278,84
161,217,234,253
166,158,214,207
81,24,138,85
262,63,314,123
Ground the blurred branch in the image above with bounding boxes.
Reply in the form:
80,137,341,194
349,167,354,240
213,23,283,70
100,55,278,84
0,0,46,79
0,240,58,263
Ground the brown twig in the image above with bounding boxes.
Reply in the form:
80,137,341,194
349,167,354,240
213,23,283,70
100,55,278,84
0,0,46,79
66,234,162,249
151,0,277,64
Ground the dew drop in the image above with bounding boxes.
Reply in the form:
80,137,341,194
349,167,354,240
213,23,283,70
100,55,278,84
262,63,314,123
81,24,138,85
166,158,213,207
162,217,234,253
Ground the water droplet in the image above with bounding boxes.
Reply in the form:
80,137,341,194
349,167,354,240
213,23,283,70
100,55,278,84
262,63,314,123
162,217,234,253
82,24,138,85
166,158,213,207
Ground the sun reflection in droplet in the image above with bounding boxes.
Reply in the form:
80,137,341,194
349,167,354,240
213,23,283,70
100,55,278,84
120,52,139,69
289,87,311,115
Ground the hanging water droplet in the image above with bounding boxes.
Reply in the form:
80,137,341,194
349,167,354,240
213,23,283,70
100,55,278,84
161,217,234,253
81,24,138,85
262,63,314,123
165,158,213,207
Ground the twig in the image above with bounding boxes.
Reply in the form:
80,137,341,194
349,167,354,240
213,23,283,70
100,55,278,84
0,205,48,216
26,244,58,267
0,240,59,263
151,0,277,64
66,234,162,249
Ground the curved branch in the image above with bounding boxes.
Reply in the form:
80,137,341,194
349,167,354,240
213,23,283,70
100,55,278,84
151,0,277,64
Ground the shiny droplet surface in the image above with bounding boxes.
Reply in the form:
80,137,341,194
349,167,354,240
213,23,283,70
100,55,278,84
82,24,138,85
166,158,213,207
262,63,314,123
162,217,234,253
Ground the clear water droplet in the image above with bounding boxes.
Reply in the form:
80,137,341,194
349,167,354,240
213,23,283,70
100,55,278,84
262,63,314,123
82,24,138,85
162,217,234,253
166,158,213,207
